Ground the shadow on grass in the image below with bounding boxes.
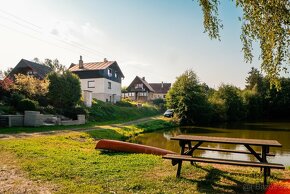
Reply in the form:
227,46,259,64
178,165,284,194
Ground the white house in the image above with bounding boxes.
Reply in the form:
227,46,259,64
69,56,124,103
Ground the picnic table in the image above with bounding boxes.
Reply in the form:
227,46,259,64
163,135,285,185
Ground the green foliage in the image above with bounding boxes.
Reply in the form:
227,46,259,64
195,0,290,88
134,119,177,133
17,98,39,112
115,99,134,107
215,84,245,122
242,89,263,121
152,98,166,111
0,104,15,115
63,105,89,120
89,100,159,122
47,71,81,111
166,70,212,124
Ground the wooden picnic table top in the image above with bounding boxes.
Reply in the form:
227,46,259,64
171,135,282,147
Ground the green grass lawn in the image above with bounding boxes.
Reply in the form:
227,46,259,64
0,118,289,193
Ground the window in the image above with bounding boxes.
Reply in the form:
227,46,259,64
27,71,34,75
108,68,112,77
115,71,118,78
128,92,135,97
135,83,143,89
108,82,112,89
139,92,147,96
88,81,95,88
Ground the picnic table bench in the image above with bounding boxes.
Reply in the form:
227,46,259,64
162,135,285,185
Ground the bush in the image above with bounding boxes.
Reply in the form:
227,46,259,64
10,92,26,107
152,98,166,110
0,104,15,115
17,98,39,112
39,105,56,114
63,106,88,120
116,100,134,107
89,100,160,122
47,71,81,109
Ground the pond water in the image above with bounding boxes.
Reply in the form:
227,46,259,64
132,122,290,166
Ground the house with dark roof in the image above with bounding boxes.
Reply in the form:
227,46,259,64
6,59,52,80
69,56,124,103
123,76,171,102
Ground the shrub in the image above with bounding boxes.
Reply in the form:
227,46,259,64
116,100,134,107
152,98,166,110
10,92,26,107
17,98,39,112
47,71,81,110
39,105,56,114
63,106,88,120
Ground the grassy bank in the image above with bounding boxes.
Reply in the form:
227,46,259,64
88,100,160,122
0,100,161,134
0,118,289,193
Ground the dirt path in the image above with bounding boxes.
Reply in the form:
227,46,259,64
0,151,55,194
0,115,161,140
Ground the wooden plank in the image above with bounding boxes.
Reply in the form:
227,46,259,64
163,154,285,169
186,146,275,156
171,135,282,147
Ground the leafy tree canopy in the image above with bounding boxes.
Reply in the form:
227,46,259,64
12,74,49,98
166,70,211,124
47,71,81,110
196,0,289,88
33,57,66,74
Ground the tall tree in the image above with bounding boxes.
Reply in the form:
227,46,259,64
166,70,211,124
216,84,245,121
47,71,81,111
196,0,289,88
245,67,264,94
44,59,66,74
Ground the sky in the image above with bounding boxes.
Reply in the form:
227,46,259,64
0,0,263,88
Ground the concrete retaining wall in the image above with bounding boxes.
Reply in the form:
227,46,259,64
1,112,86,128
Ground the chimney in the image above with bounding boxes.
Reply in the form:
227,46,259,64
161,81,164,88
104,58,108,62
142,77,145,81
79,55,83,69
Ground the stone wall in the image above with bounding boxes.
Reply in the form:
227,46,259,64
0,112,86,128
0,115,24,127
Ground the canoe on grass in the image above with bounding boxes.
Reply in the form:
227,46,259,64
95,139,176,156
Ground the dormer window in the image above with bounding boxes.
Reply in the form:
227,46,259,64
108,68,112,77
135,83,143,89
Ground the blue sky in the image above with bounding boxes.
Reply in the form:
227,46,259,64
0,0,262,88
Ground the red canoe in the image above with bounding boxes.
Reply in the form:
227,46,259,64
95,139,176,156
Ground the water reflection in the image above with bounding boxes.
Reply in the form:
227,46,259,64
132,122,290,166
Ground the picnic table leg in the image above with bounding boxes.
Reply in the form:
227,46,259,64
176,161,182,178
176,141,186,178
262,145,270,184
264,167,267,186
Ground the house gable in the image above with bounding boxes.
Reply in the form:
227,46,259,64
7,59,52,80
126,76,155,92
69,59,124,84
